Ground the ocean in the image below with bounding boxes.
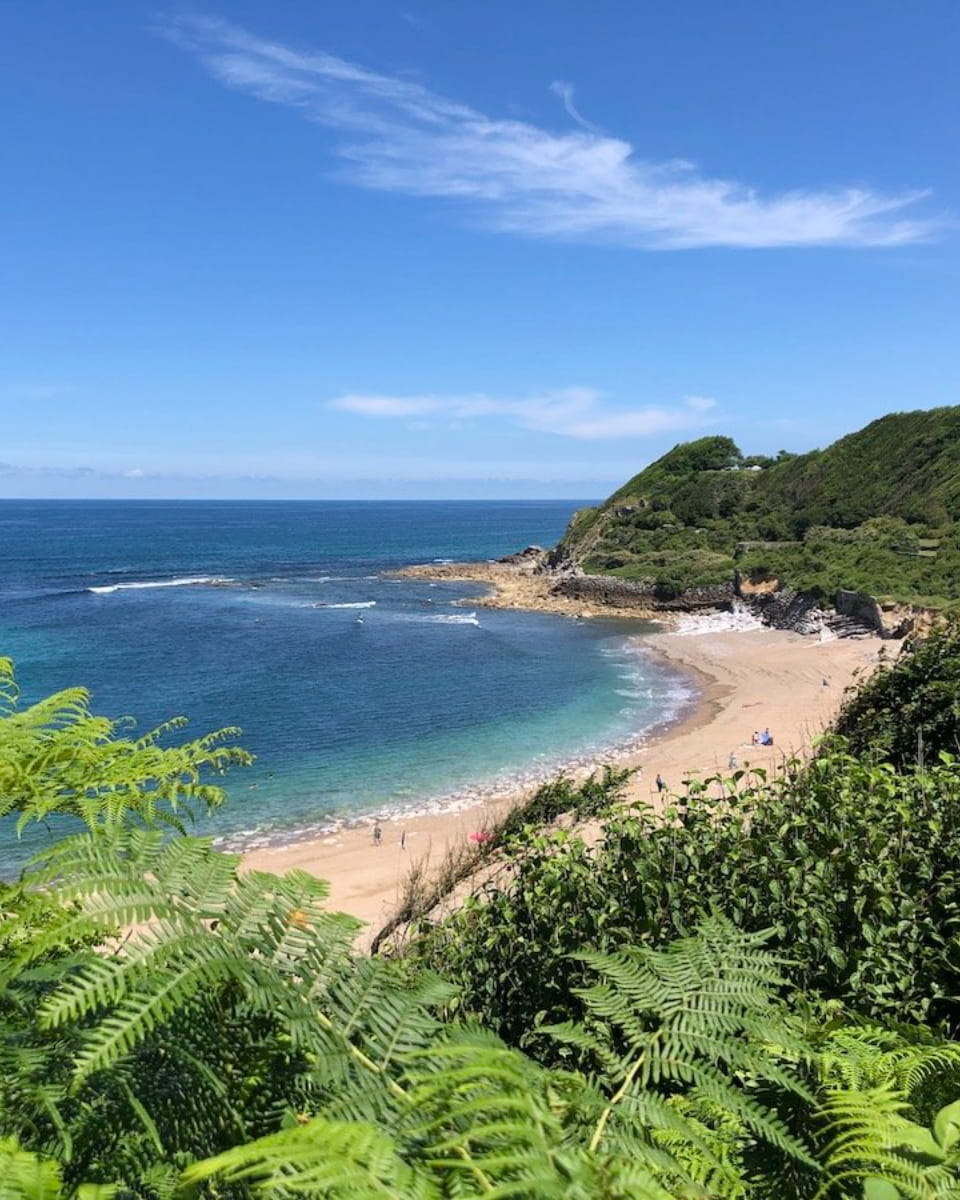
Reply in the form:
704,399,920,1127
0,500,696,871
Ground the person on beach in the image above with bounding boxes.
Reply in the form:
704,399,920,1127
373,822,382,846
655,773,666,794
760,727,773,746
728,751,739,769
751,730,760,745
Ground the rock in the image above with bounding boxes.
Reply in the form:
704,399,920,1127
552,575,735,612
497,545,546,568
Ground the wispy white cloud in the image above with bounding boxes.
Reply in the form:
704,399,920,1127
549,80,600,134
163,16,937,250
329,387,717,440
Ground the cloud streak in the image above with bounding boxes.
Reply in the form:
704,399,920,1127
549,80,601,134
164,16,936,250
329,387,717,440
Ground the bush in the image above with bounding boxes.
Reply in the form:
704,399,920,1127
834,619,960,767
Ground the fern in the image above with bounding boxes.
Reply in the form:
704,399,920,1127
820,1086,960,1198
815,1019,960,1114
0,1136,116,1200
2,827,460,1190
544,916,818,1178
0,659,251,838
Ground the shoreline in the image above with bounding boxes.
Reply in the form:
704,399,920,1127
218,633,699,857
243,564,892,943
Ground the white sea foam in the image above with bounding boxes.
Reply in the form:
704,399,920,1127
425,612,480,626
670,602,764,636
600,640,699,732
88,576,233,595
306,575,379,582
313,601,377,610
391,610,480,627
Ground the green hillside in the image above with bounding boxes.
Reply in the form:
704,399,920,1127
555,406,960,604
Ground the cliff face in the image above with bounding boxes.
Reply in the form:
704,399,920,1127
551,409,960,610
552,575,736,612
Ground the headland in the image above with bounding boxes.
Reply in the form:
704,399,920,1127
396,557,659,619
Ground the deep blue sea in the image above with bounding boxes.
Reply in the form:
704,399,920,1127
0,500,695,871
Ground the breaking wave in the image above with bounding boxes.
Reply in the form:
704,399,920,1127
88,576,233,595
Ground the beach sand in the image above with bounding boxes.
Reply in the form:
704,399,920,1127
244,607,892,946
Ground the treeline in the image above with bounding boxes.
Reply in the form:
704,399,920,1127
3,631,960,1195
556,407,960,603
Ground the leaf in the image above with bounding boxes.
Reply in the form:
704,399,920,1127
933,1098,960,1152
863,1177,900,1200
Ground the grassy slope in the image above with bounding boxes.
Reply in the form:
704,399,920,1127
555,408,960,604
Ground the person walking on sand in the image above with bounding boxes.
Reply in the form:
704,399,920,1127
655,773,666,794
373,821,382,846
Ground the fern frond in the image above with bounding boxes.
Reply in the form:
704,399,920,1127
545,916,819,1176
820,1084,960,1199
0,661,250,834
0,1138,65,1200
817,1019,960,1108
0,1137,114,1200
183,1118,438,1199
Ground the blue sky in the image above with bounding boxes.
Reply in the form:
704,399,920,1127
2,0,957,498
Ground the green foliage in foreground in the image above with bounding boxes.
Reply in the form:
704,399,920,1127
3,655,960,1197
0,656,251,834
414,754,960,1065
7,834,960,1200
413,629,960,1045
833,621,960,768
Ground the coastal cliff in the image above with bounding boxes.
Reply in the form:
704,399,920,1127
543,408,960,629
401,408,960,635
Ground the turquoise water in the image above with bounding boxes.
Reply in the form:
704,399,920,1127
0,500,695,869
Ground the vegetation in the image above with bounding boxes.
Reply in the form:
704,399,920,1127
554,407,960,603
833,621,960,768
4,632,960,1196
413,748,960,1048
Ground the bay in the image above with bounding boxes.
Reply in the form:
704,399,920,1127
0,500,695,870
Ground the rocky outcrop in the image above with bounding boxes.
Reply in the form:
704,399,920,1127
744,586,881,638
836,590,916,639
746,588,827,635
543,544,581,575
497,545,547,571
552,576,735,612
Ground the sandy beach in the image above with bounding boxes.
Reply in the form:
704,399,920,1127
244,563,892,945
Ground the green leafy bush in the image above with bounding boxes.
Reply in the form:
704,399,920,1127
834,620,960,767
